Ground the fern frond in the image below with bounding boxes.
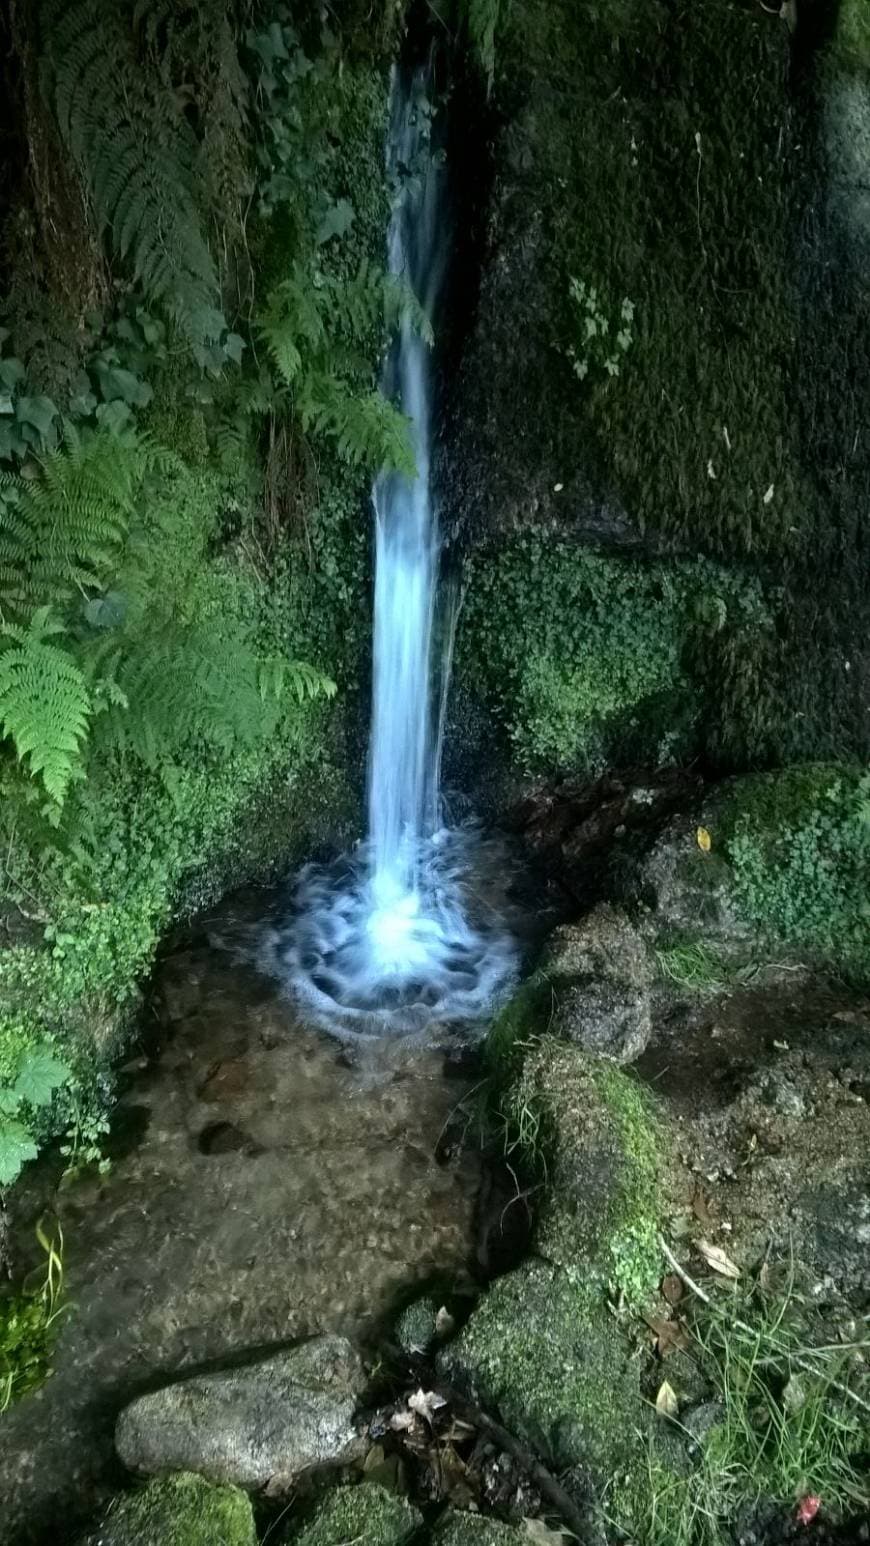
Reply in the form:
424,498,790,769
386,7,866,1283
466,0,502,93
258,657,337,704
0,608,91,806
0,426,152,613
299,372,416,476
40,0,226,354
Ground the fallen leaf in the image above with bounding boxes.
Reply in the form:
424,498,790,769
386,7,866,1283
796,1495,822,1526
707,460,717,480
524,1520,571,1544
408,1388,447,1426
773,1038,790,1052
661,1274,684,1306
697,1238,740,1279
763,484,775,504
697,826,712,852
783,1374,807,1413
644,1313,690,1358
692,1186,716,1229
435,1306,455,1338
655,1380,679,1420
390,1409,415,1432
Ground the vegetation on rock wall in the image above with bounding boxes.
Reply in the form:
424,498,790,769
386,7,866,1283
461,533,771,775
453,0,870,773
718,765,870,982
0,0,404,1185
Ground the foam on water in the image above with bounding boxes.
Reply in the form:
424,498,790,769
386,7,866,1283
266,64,517,1039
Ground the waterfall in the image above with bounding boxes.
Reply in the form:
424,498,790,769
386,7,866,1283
367,66,447,957
261,64,517,1040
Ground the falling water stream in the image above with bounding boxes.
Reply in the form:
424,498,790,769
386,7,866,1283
262,64,518,1038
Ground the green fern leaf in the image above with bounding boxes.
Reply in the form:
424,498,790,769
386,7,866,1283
0,609,91,805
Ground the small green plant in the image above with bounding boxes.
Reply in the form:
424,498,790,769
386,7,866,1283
655,939,729,995
567,278,635,381
0,1219,69,1411
0,1043,71,1185
617,1272,870,1545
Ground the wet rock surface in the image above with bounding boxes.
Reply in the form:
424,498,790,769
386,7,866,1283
0,892,485,1544
544,903,653,1063
116,1336,367,1492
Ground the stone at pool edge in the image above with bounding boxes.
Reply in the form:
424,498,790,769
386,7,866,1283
431,1515,527,1544
283,1482,421,1544
115,1335,368,1493
76,1472,255,1546
542,903,653,1064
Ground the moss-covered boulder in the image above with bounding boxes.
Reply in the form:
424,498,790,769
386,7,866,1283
285,1482,421,1544
514,1038,663,1301
440,1258,643,1488
431,1512,525,1544
636,764,870,984
78,1472,256,1546
443,1000,670,1497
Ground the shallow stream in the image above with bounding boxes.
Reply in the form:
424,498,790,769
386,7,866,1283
0,880,520,1544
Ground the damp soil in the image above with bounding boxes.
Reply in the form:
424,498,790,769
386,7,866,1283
637,970,870,1300
0,887,507,1546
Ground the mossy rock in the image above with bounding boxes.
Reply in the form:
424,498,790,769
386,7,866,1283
78,1472,255,1546
285,1482,421,1544
439,1259,644,1487
638,765,870,985
431,1512,525,1544
394,1294,439,1356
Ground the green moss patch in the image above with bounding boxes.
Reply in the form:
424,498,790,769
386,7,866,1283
461,534,769,776
432,1512,524,1544
716,765,870,983
512,1038,663,1305
287,1482,421,1545
441,1258,644,1483
79,1473,255,1546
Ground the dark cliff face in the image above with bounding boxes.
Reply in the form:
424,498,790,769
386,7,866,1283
445,0,870,790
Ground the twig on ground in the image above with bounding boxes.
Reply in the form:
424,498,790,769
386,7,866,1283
658,1235,870,1418
434,1379,591,1543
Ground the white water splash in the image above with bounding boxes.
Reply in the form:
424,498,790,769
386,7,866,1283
262,65,517,1040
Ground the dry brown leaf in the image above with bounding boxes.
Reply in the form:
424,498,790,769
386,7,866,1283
655,1380,679,1420
644,1313,690,1358
435,1305,455,1338
692,1186,716,1229
524,1520,572,1544
697,826,712,853
661,1274,684,1306
408,1388,447,1426
697,1237,740,1279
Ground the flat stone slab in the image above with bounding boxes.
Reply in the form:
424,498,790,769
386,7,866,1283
116,1336,367,1492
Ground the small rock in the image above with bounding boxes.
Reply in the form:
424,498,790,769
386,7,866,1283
681,1399,726,1450
543,905,653,1064
116,1336,368,1493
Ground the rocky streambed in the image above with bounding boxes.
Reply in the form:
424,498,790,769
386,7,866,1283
2,785,870,1546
